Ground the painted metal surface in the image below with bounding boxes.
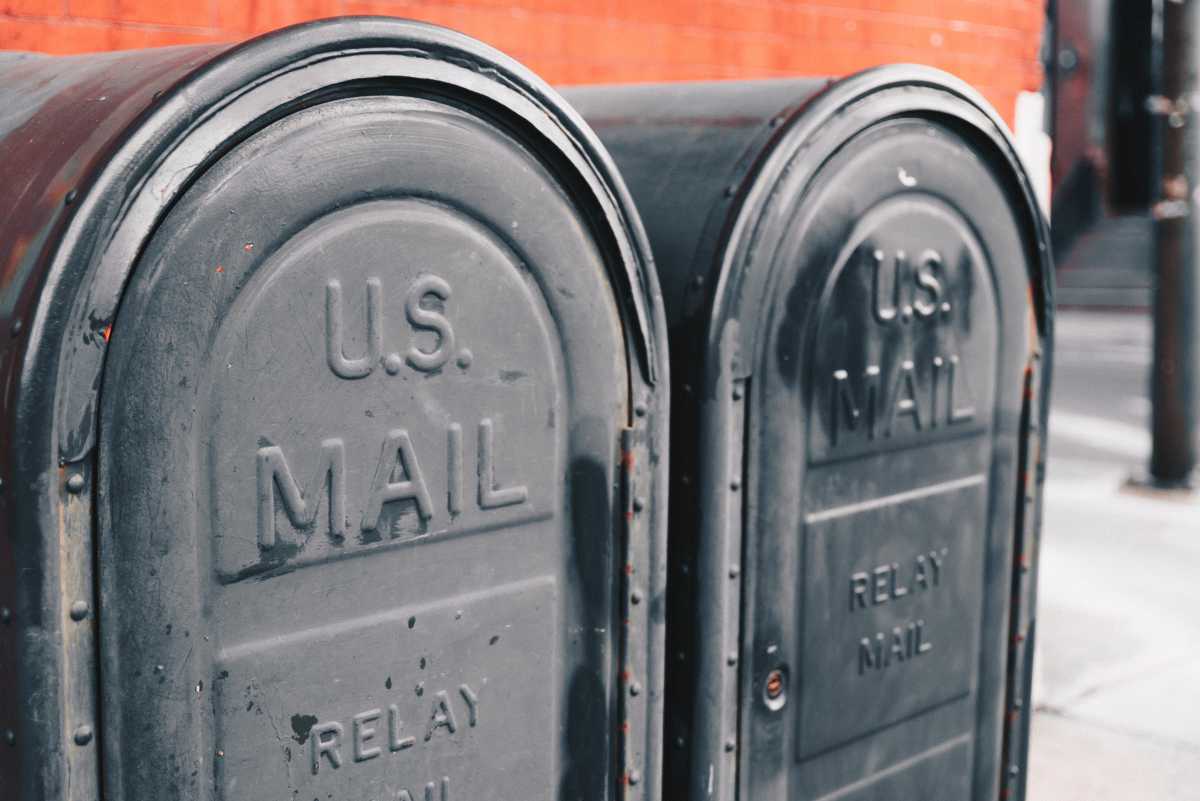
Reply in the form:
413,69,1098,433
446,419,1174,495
567,68,1053,801
0,18,668,801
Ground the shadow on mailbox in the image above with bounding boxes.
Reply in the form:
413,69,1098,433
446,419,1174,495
0,19,668,801
568,68,1052,801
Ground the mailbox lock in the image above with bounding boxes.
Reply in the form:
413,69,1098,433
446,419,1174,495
764,668,788,711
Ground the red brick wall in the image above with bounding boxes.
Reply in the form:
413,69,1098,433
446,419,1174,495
0,0,1044,126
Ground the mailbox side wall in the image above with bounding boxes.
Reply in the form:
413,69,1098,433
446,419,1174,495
0,1,1045,127
0,45,227,800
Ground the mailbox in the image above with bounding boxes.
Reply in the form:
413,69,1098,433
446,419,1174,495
0,19,669,801
567,69,1052,801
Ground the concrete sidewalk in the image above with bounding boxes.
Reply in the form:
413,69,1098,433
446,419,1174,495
1028,311,1200,801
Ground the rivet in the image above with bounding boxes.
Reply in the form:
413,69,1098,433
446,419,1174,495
724,184,736,198
729,564,740,579
724,738,736,752
1013,698,1023,710
726,652,738,667
630,590,643,605
10,318,22,336
674,735,686,749
676,650,687,663
730,478,741,491
628,769,641,786
0,608,10,625
73,725,93,746
66,473,85,494
692,274,704,289
1008,764,1020,777
634,403,647,418
629,681,642,696
64,189,78,206
732,385,743,401
69,601,89,621
633,496,645,513
3,729,14,746
154,664,164,674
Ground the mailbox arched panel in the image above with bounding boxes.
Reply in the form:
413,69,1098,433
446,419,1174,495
0,20,668,801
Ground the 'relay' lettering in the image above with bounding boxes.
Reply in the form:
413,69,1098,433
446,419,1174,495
310,684,479,777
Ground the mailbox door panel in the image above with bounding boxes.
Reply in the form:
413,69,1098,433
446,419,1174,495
99,93,631,800
741,118,1033,801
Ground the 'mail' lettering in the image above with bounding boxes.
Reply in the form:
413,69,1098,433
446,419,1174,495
257,418,527,550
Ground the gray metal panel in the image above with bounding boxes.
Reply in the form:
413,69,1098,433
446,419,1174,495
0,19,670,801
569,69,1053,801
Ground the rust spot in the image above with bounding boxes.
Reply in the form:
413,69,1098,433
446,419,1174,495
621,450,635,469
243,243,254,252
101,325,112,343
620,721,631,733
215,265,224,274
624,563,634,576
620,670,631,683
765,669,785,700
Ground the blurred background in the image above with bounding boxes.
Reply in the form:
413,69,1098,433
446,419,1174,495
0,0,1045,125
2,1,1195,799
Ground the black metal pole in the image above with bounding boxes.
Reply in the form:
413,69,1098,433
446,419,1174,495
1149,0,1199,486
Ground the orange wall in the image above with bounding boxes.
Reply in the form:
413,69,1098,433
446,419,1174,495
0,0,1044,126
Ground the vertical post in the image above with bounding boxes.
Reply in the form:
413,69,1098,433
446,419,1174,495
1149,0,1199,487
